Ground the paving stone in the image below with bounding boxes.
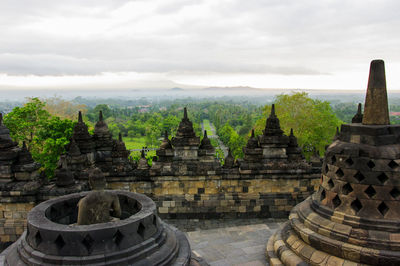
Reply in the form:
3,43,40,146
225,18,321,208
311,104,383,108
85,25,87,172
171,219,281,266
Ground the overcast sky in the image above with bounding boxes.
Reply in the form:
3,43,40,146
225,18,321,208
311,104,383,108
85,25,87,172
0,0,399,91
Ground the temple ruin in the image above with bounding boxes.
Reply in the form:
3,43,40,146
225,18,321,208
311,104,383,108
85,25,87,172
0,104,320,249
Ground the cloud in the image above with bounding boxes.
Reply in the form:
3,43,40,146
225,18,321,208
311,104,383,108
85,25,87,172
0,0,399,89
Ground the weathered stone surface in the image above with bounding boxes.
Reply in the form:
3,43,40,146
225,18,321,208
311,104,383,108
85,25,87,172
266,59,400,266
2,191,192,265
352,103,363,123
362,59,390,125
222,148,236,169
77,167,121,225
172,107,200,151
286,129,304,161
71,111,95,153
57,111,135,182
137,149,150,170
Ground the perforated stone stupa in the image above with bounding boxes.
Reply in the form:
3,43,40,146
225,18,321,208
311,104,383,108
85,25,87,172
2,190,194,265
266,60,400,265
55,111,135,183
152,108,220,176
240,105,310,172
171,107,201,160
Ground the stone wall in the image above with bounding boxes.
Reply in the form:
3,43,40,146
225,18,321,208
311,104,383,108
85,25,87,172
108,172,320,219
0,201,35,249
0,192,36,250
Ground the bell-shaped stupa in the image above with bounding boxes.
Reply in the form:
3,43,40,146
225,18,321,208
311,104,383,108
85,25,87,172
266,60,400,265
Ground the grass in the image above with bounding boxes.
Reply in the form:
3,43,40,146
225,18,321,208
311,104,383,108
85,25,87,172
123,137,158,163
123,137,148,150
203,119,214,136
123,136,159,150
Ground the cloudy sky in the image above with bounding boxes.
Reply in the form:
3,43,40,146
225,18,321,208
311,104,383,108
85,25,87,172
0,0,399,91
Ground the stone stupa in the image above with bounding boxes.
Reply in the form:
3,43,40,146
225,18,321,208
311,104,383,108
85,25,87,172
171,107,200,160
266,60,400,265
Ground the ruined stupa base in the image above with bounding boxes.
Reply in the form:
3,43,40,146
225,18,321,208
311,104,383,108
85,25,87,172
267,195,400,265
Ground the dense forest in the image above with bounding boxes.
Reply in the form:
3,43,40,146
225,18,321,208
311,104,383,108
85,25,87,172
2,93,400,178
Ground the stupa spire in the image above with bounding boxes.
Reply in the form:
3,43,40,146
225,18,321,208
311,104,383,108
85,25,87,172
183,107,188,120
352,103,363,123
362,59,390,125
199,130,213,150
99,110,103,122
78,111,83,123
271,104,276,116
118,132,122,142
264,104,283,136
0,113,2,125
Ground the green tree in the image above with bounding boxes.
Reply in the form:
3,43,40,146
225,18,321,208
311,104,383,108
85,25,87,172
4,98,75,178
218,123,245,158
254,92,342,157
33,116,75,177
162,115,180,136
3,98,50,147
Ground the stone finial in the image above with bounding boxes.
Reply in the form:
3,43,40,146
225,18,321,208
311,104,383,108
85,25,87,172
160,130,173,150
271,104,276,116
352,103,363,123
138,149,150,169
223,148,235,168
246,129,259,149
118,132,122,142
362,60,390,125
99,110,103,122
0,113,2,125
68,138,81,156
173,106,197,142
22,141,27,150
288,128,298,147
78,111,83,123
200,130,213,150
264,104,283,136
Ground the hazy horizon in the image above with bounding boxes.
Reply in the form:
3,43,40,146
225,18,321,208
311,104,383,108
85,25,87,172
1,1,400,91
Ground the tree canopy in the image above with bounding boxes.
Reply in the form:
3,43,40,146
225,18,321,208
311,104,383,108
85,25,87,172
4,98,75,177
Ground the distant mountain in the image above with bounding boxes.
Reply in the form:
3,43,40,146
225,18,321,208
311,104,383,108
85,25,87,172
203,86,262,91
170,87,184,91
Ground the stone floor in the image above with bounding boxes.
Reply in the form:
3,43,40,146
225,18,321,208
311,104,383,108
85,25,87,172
166,219,284,266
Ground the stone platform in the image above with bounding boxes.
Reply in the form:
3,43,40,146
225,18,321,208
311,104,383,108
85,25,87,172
168,219,283,266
